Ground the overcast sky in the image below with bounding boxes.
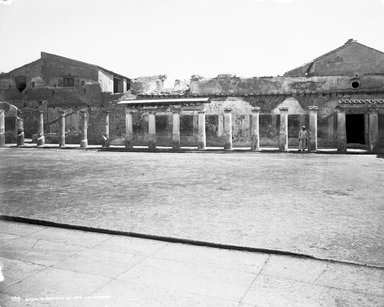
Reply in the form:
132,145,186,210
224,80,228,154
1,0,384,85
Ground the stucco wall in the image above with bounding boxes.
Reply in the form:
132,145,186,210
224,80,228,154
98,70,114,93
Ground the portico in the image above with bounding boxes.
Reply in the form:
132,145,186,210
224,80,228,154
337,99,384,153
118,97,211,150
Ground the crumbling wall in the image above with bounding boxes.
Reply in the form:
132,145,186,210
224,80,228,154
0,59,43,91
190,75,384,96
130,75,166,95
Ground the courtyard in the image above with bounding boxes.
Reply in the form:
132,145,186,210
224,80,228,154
0,148,383,267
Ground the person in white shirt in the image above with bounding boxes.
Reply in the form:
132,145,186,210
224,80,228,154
298,126,308,152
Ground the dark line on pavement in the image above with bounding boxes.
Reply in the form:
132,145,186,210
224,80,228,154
1,215,383,270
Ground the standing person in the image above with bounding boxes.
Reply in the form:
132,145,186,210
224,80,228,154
298,126,308,151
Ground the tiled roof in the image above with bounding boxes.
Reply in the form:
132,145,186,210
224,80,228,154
339,99,384,104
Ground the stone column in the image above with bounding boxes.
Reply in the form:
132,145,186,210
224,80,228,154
271,114,277,133
80,110,88,148
328,115,334,138
58,111,66,148
223,108,233,150
148,111,156,150
0,110,5,146
17,117,25,147
37,110,45,146
250,107,260,151
364,113,369,146
197,109,206,150
368,109,379,153
279,107,288,151
217,114,224,137
337,108,347,152
308,106,318,152
172,109,181,150
125,108,133,149
102,111,110,148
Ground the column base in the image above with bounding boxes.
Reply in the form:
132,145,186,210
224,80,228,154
251,145,260,152
148,140,156,151
37,136,45,146
197,142,206,151
172,140,180,150
224,143,233,150
337,140,347,152
125,139,133,149
309,142,317,152
80,139,88,148
251,137,260,152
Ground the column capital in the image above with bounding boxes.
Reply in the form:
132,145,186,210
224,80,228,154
308,106,319,112
224,107,232,113
251,107,260,113
0,109,4,114
171,107,182,114
197,108,206,114
279,107,288,112
125,107,133,114
367,108,378,114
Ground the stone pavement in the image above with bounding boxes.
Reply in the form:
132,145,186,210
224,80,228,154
0,220,383,307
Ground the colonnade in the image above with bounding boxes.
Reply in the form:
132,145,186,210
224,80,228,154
0,109,109,149
2,105,379,152
124,106,318,151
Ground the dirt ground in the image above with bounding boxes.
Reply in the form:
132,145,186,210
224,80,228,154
0,148,383,266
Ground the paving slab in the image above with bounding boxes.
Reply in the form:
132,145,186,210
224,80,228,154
0,232,20,241
0,257,45,291
53,248,146,279
0,237,43,260
117,257,256,301
261,255,328,283
314,262,384,297
91,279,251,307
2,267,110,300
27,227,111,248
241,274,384,307
5,239,85,266
152,242,268,273
94,235,168,256
0,220,47,236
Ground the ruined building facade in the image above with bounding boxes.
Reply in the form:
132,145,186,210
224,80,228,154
0,52,130,143
1,39,384,151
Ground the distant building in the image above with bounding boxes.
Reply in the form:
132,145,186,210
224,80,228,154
0,52,131,143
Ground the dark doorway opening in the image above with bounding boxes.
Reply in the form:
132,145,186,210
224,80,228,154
346,114,365,144
113,78,120,93
15,76,27,92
